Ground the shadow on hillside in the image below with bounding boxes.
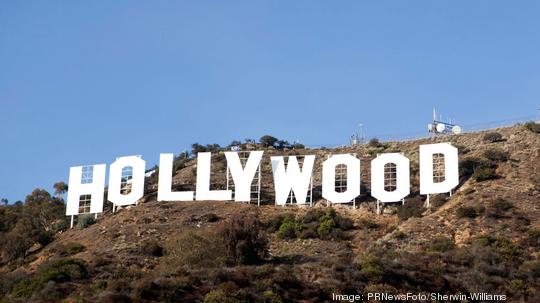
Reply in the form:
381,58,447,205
271,254,316,265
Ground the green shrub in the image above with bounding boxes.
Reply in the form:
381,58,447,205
317,217,337,240
217,215,268,265
457,205,485,218
430,194,447,208
357,255,383,282
58,242,86,256
358,218,379,229
301,209,326,224
428,237,455,252
1,233,32,262
273,208,351,240
141,240,163,257
298,224,318,239
266,213,295,232
392,231,407,240
483,132,503,143
472,167,498,182
487,198,513,218
524,121,540,133
396,198,424,220
459,156,491,178
11,258,87,298
161,229,226,272
203,289,242,303
474,235,521,261
259,135,278,148
36,230,54,246
202,213,220,222
526,229,540,247
203,282,248,303
276,221,301,239
519,260,540,278
483,148,509,162
462,187,475,195
131,277,191,302
77,214,95,229
334,213,354,230
368,138,382,147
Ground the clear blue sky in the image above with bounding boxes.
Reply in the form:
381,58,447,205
1,1,539,202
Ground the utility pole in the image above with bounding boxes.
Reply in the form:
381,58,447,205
358,123,365,144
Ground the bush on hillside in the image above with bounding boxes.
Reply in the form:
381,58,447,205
487,198,513,218
459,156,492,178
524,121,540,133
268,208,352,241
356,254,384,282
266,213,295,233
430,194,448,208
77,214,95,229
11,258,87,298
161,229,226,272
474,235,521,261
472,167,498,182
483,148,509,163
457,205,485,218
428,237,455,253
259,135,278,147
357,218,379,230
0,188,67,264
216,215,268,265
396,198,424,220
483,132,504,143
141,240,163,257
58,242,86,256
277,219,301,239
368,138,383,148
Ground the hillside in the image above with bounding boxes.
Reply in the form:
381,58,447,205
2,124,540,302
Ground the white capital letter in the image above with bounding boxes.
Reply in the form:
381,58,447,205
157,153,194,201
108,156,146,206
225,151,263,202
420,143,459,195
371,153,410,202
271,155,315,205
66,164,106,215
322,154,360,203
196,152,232,201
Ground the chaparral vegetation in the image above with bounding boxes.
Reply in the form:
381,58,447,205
1,125,540,302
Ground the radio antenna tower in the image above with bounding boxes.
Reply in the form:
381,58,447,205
428,108,462,135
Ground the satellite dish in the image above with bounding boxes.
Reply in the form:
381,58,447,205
452,125,462,134
436,124,446,133
427,123,433,131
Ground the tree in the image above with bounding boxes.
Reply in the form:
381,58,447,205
191,143,207,155
205,144,221,152
259,135,278,147
1,198,7,206
229,140,242,147
53,182,68,197
24,189,66,232
275,140,291,150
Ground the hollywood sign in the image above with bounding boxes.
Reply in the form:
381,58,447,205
66,143,458,218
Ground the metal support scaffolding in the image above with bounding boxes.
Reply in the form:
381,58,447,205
326,153,357,208
285,155,313,206
426,152,447,208
226,151,262,206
